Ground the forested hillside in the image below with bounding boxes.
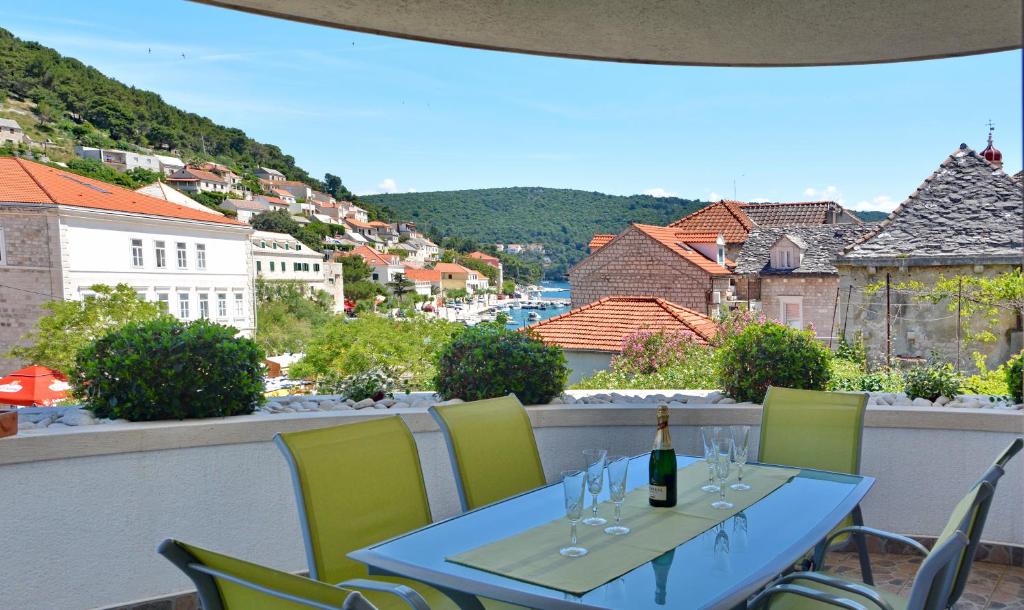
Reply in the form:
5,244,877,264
0,27,322,188
362,188,709,278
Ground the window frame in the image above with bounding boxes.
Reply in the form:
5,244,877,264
779,296,803,329
234,293,244,317
217,293,228,318
196,243,207,270
176,242,188,269
178,293,190,319
155,241,166,269
198,293,210,319
130,238,144,268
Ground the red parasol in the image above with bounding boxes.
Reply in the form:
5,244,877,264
0,365,70,407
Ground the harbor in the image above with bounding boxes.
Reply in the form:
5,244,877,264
433,280,572,327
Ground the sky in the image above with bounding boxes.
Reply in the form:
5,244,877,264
2,1,1021,211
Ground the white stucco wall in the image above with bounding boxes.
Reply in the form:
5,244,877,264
565,350,615,385
0,404,1020,609
58,208,255,335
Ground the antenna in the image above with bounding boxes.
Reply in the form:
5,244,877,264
986,119,995,145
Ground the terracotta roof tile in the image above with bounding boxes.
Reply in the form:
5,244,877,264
588,234,616,251
402,266,441,282
170,168,226,183
525,296,718,352
346,245,398,266
0,158,243,225
739,201,861,225
667,200,753,242
433,262,474,274
632,224,732,275
467,251,501,267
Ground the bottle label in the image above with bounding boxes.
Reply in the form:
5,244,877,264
649,484,667,501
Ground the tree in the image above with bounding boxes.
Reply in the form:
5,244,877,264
387,274,416,302
324,172,352,200
251,209,300,235
7,283,165,375
341,255,372,284
254,280,333,355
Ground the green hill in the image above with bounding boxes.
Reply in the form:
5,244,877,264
362,188,709,278
0,27,327,190
856,210,889,222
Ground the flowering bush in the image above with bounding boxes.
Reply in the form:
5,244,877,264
712,309,767,346
613,330,702,375
322,367,398,402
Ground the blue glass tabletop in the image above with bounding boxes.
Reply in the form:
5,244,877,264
349,454,873,610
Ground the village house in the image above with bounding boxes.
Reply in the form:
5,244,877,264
734,224,874,342
345,245,404,285
570,223,734,314
153,154,185,176
434,262,488,294
344,205,370,224
251,230,344,311
166,167,232,195
74,145,170,174
401,265,441,298
0,118,25,145
0,158,255,372
220,198,270,223
406,236,440,262
526,296,719,384
135,181,225,217
836,142,1023,369
255,166,286,182
193,162,243,190
467,251,504,286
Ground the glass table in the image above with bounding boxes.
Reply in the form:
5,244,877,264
349,454,874,610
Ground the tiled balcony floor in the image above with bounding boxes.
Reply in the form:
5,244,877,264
830,552,1024,610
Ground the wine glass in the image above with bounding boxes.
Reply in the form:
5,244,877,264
700,426,721,493
603,455,630,535
560,470,588,557
730,426,751,491
582,449,608,526
711,441,734,510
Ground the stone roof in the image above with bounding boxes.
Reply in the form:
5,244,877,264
839,146,1023,265
0,118,22,130
735,225,876,275
1013,170,1022,184
525,296,718,352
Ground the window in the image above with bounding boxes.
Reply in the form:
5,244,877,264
196,244,206,270
779,296,803,329
304,263,310,271
313,263,320,272
260,240,266,248
717,245,726,266
294,262,301,272
217,293,227,318
156,293,169,312
176,242,187,268
131,239,144,267
285,243,290,251
256,261,262,272
234,293,244,317
372,273,379,281
198,293,210,319
155,241,166,268
270,261,275,272
296,244,302,251
272,242,278,249
178,293,190,319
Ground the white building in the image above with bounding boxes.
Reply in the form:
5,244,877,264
166,167,232,194
74,145,177,174
135,182,225,216
255,167,286,182
0,118,25,145
251,230,344,311
221,198,270,223
0,158,255,370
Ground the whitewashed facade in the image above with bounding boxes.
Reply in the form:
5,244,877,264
251,231,344,311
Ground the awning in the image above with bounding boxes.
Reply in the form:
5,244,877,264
0,365,70,407
194,0,1022,67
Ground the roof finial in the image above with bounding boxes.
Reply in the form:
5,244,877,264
986,119,995,146
980,120,1002,168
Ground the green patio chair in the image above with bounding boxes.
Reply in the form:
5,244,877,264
758,387,872,581
429,394,546,512
749,480,993,610
158,538,429,610
275,417,518,610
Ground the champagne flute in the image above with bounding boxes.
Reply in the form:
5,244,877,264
730,426,752,491
582,449,608,526
700,426,721,493
560,470,588,557
604,456,630,535
711,441,734,510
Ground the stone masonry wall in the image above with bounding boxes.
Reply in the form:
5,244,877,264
0,206,63,373
838,263,1021,371
569,228,713,313
759,275,841,343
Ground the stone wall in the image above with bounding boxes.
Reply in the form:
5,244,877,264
837,263,1021,370
569,228,715,313
759,275,842,343
0,205,62,372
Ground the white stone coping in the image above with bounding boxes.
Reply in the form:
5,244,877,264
2,399,1020,467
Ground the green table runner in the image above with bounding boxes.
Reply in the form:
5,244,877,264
447,462,798,595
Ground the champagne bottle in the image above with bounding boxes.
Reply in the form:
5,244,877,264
651,548,676,605
649,404,677,507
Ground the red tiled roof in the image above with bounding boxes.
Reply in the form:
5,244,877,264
172,168,226,183
739,201,859,225
467,251,501,267
277,180,308,187
345,217,376,229
259,196,289,206
632,224,732,275
671,232,721,243
0,158,243,225
433,262,473,274
347,245,398,266
368,220,392,228
402,266,441,282
525,296,718,352
272,188,294,198
667,200,753,242
588,234,616,251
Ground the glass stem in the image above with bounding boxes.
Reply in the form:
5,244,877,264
570,521,578,545
719,482,726,501
615,502,621,525
738,464,743,482
592,493,599,517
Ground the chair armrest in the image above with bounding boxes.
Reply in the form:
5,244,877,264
748,583,872,610
775,572,894,610
339,579,431,610
814,526,929,569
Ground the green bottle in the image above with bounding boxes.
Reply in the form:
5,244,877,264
648,404,677,507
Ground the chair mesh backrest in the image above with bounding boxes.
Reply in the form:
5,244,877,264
167,539,359,609
907,482,992,610
431,394,546,511
277,417,433,583
759,387,867,474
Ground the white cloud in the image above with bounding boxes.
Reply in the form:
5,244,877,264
708,191,722,201
849,195,898,212
748,198,771,203
377,178,399,193
802,185,844,203
642,187,677,198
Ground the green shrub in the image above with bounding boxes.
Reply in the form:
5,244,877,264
828,358,906,393
961,352,1011,397
434,325,568,404
73,318,264,421
575,338,718,390
858,369,906,393
1006,351,1023,403
904,361,962,401
834,332,867,366
320,368,398,402
718,321,831,403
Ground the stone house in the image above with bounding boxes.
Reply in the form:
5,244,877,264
836,144,1023,369
735,224,875,343
0,118,25,145
526,296,719,384
570,223,734,314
